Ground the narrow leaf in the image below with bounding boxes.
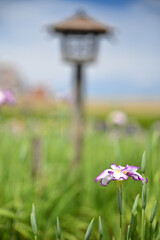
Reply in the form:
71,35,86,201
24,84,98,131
150,201,157,223
142,180,147,210
56,217,61,240
99,216,103,240
30,212,37,235
32,203,36,218
84,218,94,240
132,194,139,215
149,222,153,240
154,233,160,240
126,225,130,240
30,203,37,236
128,214,134,238
141,152,146,174
154,221,159,238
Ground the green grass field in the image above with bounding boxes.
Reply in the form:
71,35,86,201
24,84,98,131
0,104,160,240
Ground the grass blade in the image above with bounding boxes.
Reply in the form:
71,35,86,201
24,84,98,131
56,217,61,240
141,152,146,174
84,218,94,240
99,216,103,240
150,201,157,224
132,194,139,216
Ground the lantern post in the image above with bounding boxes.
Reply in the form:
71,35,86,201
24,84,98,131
47,11,113,165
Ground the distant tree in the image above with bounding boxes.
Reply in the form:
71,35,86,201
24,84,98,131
0,63,25,95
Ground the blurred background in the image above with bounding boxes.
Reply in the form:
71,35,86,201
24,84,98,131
0,0,160,239
1,0,160,100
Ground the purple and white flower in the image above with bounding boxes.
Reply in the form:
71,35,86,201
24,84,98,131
0,89,15,106
95,163,148,186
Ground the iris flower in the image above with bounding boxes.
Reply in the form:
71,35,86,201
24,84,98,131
0,89,15,106
95,163,147,186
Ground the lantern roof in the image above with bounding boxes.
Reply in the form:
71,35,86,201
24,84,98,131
48,11,113,35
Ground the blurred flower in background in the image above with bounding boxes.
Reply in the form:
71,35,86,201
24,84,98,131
0,89,15,106
108,110,128,126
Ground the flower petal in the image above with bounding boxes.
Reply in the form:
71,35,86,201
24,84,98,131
111,164,125,171
113,171,128,180
127,172,148,183
95,169,113,182
117,165,125,170
110,163,117,170
100,175,115,186
124,165,140,172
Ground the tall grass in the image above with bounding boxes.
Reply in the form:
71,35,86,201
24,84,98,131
0,116,159,239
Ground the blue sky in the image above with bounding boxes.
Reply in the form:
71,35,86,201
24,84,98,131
0,0,160,100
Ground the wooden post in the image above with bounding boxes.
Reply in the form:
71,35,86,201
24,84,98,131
73,63,84,165
32,136,41,179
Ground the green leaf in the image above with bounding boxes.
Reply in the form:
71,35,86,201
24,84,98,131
152,131,159,148
84,218,94,240
56,217,61,240
144,220,148,240
98,216,103,240
32,203,36,219
141,152,146,174
0,209,20,220
149,222,153,240
14,222,32,239
128,214,134,239
154,221,159,239
30,203,37,236
142,180,147,210
126,225,130,240
154,233,160,240
30,213,37,236
150,201,157,223
132,194,139,215
19,142,28,161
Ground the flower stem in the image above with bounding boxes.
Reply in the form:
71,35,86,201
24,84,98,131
117,182,123,240
141,208,145,240
34,235,37,240
141,176,147,240
120,212,122,240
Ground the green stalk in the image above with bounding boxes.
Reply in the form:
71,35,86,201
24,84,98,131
117,182,123,240
34,236,37,240
141,208,145,240
120,212,122,240
140,154,146,240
